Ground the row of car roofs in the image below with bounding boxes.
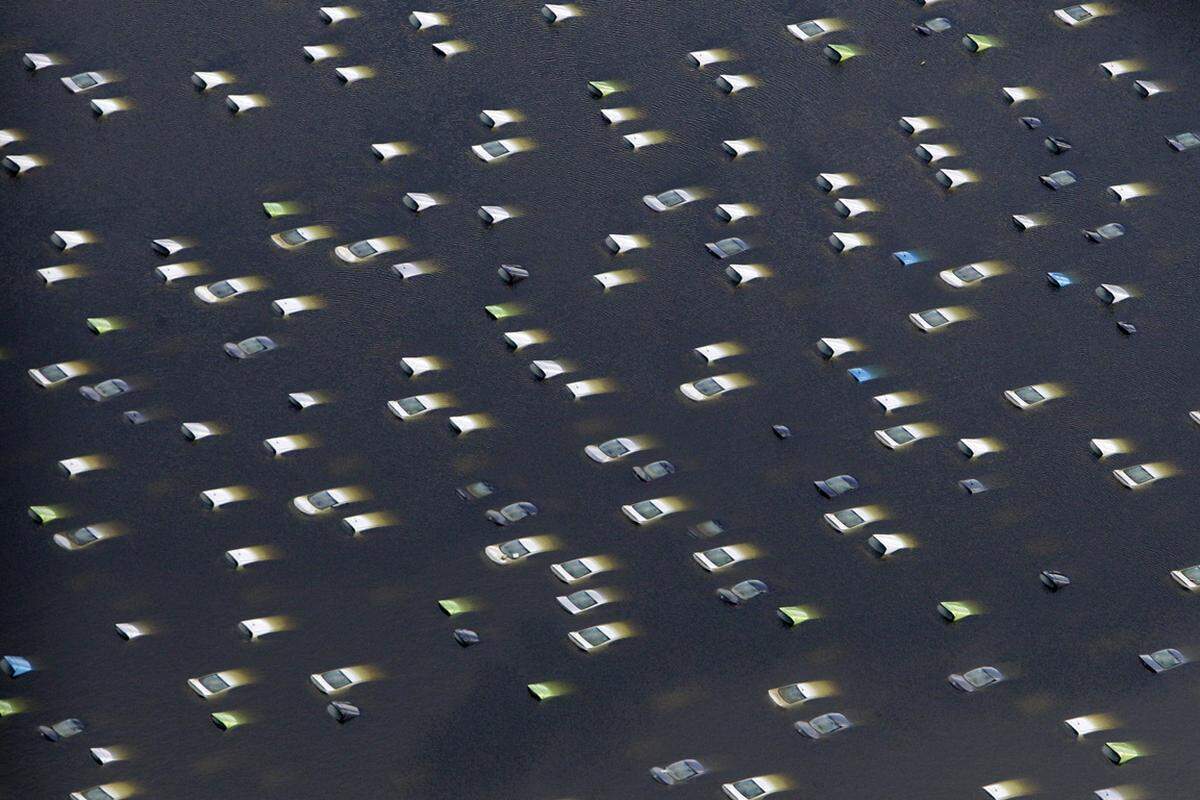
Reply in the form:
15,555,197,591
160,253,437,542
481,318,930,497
7,3,1200,800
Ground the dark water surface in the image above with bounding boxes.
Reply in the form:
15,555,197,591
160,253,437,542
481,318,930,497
3,1,1199,798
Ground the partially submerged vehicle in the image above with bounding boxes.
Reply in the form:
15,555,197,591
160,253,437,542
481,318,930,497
948,666,1004,692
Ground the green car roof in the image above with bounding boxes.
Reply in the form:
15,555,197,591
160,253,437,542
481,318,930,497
28,505,63,524
262,201,301,218
211,711,242,730
527,681,568,700
1103,741,1142,764
777,606,815,626
963,34,1000,52
824,44,862,62
587,80,626,97
86,317,118,335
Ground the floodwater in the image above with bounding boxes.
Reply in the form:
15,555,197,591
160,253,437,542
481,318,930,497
2,1,1199,798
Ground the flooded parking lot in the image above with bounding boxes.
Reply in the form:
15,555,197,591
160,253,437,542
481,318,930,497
2,1,1199,798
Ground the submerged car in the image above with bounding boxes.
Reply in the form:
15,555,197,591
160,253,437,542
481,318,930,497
1055,4,1098,25
680,375,735,402
387,395,438,419
814,474,859,498
643,188,696,212
693,545,749,572
796,712,852,738
909,308,958,332
824,507,874,533
718,579,769,605
585,437,641,463
187,671,237,698
79,378,130,401
557,589,608,615
471,139,520,162
1170,564,1200,590
1113,463,1163,489
940,263,998,288
484,537,547,564
195,278,254,303
62,72,109,93
1140,648,1186,673
29,362,84,387
621,498,672,524
568,623,623,652
650,758,707,785
706,237,750,259
949,665,1004,692
40,718,86,741
634,460,675,481
1041,169,1078,190
293,488,351,515
768,682,817,708
334,238,397,263
53,526,105,550
310,667,364,694
1084,223,1126,242
485,501,538,525
722,776,782,800
1005,384,1051,409
456,481,495,501
224,336,276,359
875,424,923,449
271,226,327,249
551,556,606,583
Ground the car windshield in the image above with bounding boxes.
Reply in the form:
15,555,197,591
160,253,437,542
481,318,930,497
71,527,99,544
349,240,378,257
693,520,725,537
716,238,745,255
799,21,823,35
1048,170,1076,186
210,280,237,298
399,397,427,414
954,265,983,281
579,626,611,646
309,490,339,509
964,668,995,687
925,17,951,31
779,684,805,703
733,581,763,599
706,548,735,567
1015,386,1045,404
200,673,231,692
813,715,840,733
500,540,531,558
1153,650,1181,668
599,439,629,457
502,503,534,521
834,509,865,527
322,670,352,689
83,788,115,800
1182,566,1200,582
241,338,268,354
886,426,916,444
483,140,510,157
95,380,124,397
73,73,98,88
42,364,68,381
694,377,724,396
1065,5,1092,20
733,780,765,798
644,461,671,477
658,190,685,207
632,500,662,519
827,476,854,493
463,482,493,498
567,591,597,609
281,228,307,245
1177,132,1200,147
1095,223,1125,238
920,309,949,327
561,559,591,578
1124,465,1154,484
667,761,698,779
